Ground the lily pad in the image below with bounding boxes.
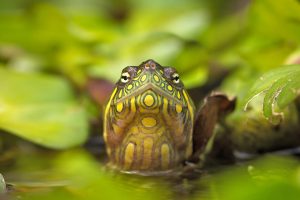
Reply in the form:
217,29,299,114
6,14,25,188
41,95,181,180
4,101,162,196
0,68,88,149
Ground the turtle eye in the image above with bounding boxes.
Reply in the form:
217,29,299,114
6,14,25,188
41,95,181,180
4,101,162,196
120,72,130,83
172,73,180,84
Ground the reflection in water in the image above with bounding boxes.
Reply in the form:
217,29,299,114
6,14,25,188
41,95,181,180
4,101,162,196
2,146,300,200
1,147,215,200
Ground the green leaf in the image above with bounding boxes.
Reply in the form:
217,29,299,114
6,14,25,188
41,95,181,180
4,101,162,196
249,0,300,43
0,68,88,149
244,65,300,124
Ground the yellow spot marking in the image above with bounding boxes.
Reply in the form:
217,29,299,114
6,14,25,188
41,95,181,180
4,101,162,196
118,90,123,98
130,126,139,134
141,138,153,169
127,84,133,90
124,143,135,170
163,98,168,114
159,70,163,74
136,82,139,87
177,92,181,99
130,97,136,113
141,74,147,82
161,144,170,169
153,74,160,82
141,117,157,128
167,85,173,91
161,83,165,87
137,69,142,74
116,102,123,112
175,104,182,113
144,94,154,107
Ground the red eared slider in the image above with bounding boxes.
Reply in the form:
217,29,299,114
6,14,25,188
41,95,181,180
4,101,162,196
103,60,235,173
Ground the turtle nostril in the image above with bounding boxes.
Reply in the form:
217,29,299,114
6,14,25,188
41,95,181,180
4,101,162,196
144,60,156,70
145,63,150,70
150,62,156,69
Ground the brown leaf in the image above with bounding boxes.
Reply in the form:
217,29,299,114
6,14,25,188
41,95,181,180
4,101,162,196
86,78,115,106
189,92,236,162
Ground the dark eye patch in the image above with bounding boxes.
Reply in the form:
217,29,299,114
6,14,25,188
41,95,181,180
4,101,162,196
121,66,138,79
163,67,176,79
126,66,138,75
118,66,138,87
163,67,183,88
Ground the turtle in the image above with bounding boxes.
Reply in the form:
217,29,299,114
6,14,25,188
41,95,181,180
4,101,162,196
103,59,235,174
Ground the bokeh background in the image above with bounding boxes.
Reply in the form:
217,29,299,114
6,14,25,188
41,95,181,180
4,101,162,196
1,0,300,200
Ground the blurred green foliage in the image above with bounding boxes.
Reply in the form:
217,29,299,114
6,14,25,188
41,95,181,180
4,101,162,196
0,68,88,148
197,156,300,200
0,0,300,199
1,0,298,149
4,150,300,200
7,150,171,200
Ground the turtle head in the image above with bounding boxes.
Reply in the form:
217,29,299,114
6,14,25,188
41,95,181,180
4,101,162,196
104,60,195,172
113,59,186,107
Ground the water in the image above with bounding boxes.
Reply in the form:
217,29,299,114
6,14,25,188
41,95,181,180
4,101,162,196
1,145,300,200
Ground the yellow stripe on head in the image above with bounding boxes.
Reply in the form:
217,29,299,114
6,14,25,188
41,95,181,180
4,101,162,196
183,90,195,121
103,88,118,142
